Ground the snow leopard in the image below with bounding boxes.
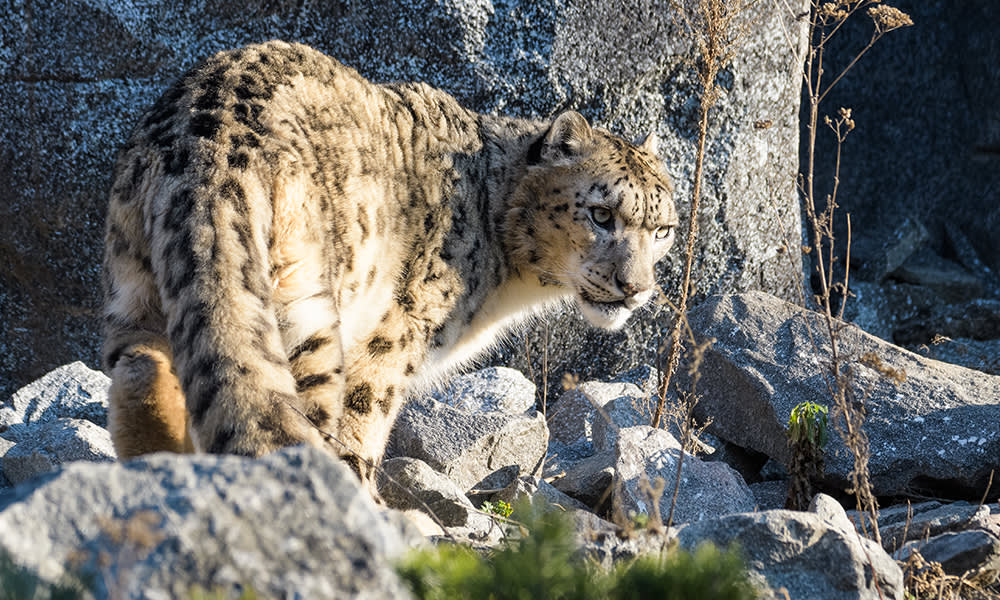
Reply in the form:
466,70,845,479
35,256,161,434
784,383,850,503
102,40,677,495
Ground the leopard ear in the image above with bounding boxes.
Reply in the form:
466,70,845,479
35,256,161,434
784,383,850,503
636,132,659,155
528,111,593,165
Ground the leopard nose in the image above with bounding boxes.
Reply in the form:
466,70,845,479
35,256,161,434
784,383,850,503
614,272,649,298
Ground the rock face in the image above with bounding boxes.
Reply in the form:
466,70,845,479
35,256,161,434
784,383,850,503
860,500,1000,588
386,394,549,492
682,292,1000,499
0,0,807,400
812,2,1000,371
811,1,1000,276
0,446,420,599
613,426,755,525
1,362,115,486
675,499,905,600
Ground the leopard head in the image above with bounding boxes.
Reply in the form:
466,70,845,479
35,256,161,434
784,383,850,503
508,111,678,330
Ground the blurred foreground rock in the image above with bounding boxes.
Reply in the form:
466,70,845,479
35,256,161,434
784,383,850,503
0,446,421,599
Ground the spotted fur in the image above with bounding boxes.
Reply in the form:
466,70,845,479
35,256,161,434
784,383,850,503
102,41,677,495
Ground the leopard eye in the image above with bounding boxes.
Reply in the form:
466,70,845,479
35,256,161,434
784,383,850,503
590,207,613,227
654,226,673,240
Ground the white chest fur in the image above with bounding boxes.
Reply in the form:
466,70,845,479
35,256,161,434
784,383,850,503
414,277,570,388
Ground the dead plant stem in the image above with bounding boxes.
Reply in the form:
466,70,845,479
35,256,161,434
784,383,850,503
839,215,851,321
665,392,697,528
818,31,883,103
652,89,711,429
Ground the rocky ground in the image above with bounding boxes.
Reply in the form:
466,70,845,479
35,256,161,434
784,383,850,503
2,292,998,599
841,216,1000,379
2,2,996,597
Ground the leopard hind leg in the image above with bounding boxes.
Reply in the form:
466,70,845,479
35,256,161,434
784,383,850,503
105,332,194,459
103,210,193,459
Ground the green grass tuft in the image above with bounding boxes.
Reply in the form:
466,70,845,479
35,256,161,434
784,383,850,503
611,543,758,600
398,499,758,600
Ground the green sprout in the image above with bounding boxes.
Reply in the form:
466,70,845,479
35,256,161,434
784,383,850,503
788,401,829,448
481,500,514,519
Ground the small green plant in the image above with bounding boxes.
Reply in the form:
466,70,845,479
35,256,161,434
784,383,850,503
398,499,759,600
785,401,829,510
611,543,759,600
788,401,829,449
397,543,493,600
481,499,514,519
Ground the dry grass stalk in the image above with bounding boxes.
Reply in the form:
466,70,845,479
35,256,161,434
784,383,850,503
643,0,775,538
665,336,714,527
859,351,906,385
639,474,668,532
901,548,998,600
653,0,757,431
644,0,758,532
798,1,911,549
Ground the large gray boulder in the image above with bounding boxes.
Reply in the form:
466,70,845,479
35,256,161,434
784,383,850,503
0,0,807,400
682,292,1000,499
0,446,420,599
613,426,754,525
492,475,590,513
0,361,110,429
676,507,904,600
386,394,549,492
